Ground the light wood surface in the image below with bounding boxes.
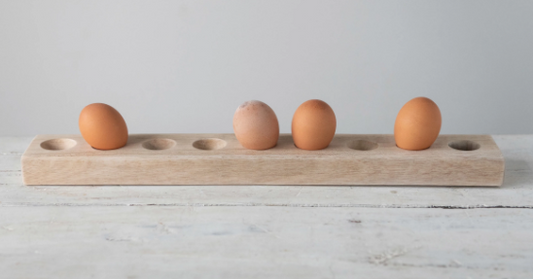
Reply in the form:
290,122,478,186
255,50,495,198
1,135,533,278
21,134,504,186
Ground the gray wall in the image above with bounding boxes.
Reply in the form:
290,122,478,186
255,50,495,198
1,0,532,136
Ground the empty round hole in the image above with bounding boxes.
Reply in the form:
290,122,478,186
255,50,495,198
448,140,480,151
347,140,378,151
40,138,77,151
142,138,176,150
193,138,227,150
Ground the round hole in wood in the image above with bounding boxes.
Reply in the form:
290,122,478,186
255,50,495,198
142,138,176,150
347,140,378,151
193,138,227,150
448,140,480,151
40,138,77,151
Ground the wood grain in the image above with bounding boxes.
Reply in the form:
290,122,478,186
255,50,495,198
21,134,504,186
0,135,530,208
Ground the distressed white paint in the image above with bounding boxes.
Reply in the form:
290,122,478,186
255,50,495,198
1,136,533,278
0,206,532,278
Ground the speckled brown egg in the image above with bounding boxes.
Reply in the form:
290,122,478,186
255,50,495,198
394,97,442,151
292,99,336,150
79,103,128,150
233,100,279,150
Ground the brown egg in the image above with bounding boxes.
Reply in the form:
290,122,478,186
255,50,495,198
79,103,128,150
233,100,279,150
292,99,336,150
394,97,442,150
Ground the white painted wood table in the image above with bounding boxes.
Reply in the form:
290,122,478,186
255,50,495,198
1,135,532,278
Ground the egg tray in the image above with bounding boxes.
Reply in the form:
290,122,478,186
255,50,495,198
21,134,504,186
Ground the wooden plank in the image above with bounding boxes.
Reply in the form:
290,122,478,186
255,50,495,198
1,136,532,207
0,206,531,278
21,134,504,186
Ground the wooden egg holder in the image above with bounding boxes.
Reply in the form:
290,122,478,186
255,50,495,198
21,134,504,186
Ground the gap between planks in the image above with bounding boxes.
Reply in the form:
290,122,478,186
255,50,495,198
1,202,531,209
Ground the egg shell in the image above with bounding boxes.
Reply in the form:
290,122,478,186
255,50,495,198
79,103,128,150
292,99,336,150
233,100,279,150
394,97,442,151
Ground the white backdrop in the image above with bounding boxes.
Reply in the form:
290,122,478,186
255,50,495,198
1,0,532,136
